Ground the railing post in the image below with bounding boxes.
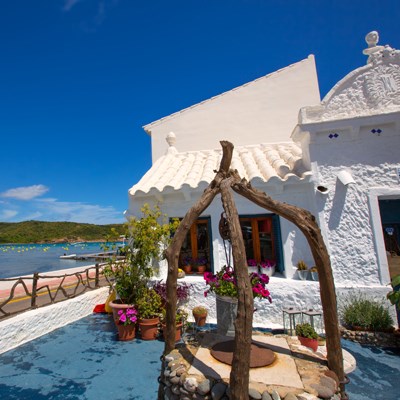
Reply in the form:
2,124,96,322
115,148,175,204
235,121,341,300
95,264,100,288
31,272,39,309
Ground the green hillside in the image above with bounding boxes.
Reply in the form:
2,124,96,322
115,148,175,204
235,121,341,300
0,221,126,244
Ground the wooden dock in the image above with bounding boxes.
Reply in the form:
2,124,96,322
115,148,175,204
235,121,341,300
60,251,124,261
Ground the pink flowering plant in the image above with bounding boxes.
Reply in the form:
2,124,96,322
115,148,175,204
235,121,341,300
247,259,258,267
259,259,276,269
117,307,138,326
204,265,272,302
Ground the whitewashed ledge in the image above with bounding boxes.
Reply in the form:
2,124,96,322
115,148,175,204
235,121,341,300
170,275,397,329
0,287,109,355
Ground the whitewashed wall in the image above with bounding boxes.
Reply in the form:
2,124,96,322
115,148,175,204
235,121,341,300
154,275,397,330
145,56,320,162
294,115,400,287
0,287,109,355
131,179,319,279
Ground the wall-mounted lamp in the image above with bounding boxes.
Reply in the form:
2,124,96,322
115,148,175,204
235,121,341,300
316,185,330,195
337,170,356,186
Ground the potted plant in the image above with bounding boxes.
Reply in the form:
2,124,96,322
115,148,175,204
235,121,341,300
114,306,138,341
296,260,309,280
295,323,319,351
247,259,259,274
152,280,191,306
204,265,272,336
259,259,276,277
161,307,188,342
104,204,179,318
310,266,318,281
192,257,208,274
192,306,208,326
136,288,163,340
182,256,193,274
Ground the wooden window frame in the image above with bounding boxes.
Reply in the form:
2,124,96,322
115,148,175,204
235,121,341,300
239,215,275,263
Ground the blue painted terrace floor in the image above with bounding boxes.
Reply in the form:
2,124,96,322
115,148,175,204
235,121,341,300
0,314,399,399
0,314,164,400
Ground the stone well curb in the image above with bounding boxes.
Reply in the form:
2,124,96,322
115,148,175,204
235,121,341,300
160,333,345,400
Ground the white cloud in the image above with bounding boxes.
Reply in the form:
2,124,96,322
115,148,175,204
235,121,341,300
23,212,43,220
34,198,124,224
63,0,118,31
0,209,18,220
63,0,82,11
1,185,49,200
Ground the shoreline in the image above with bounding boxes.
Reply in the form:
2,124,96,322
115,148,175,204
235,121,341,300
0,240,109,246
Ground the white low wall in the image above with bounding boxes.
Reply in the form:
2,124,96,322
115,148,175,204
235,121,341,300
177,276,398,330
0,287,109,355
1,278,396,355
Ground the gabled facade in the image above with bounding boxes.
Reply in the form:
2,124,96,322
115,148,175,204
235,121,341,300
293,31,400,290
126,32,400,327
143,56,320,162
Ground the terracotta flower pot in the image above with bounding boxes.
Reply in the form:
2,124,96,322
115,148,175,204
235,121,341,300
193,311,207,326
183,265,192,274
116,323,136,341
138,317,160,340
197,265,206,274
162,323,183,342
109,300,135,325
298,336,318,351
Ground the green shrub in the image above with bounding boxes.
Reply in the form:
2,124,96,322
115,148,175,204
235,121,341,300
387,274,400,310
295,323,318,339
339,293,393,331
136,289,162,319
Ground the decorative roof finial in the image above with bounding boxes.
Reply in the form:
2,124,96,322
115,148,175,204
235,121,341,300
363,31,384,63
365,31,379,48
165,132,178,155
166,132,176,147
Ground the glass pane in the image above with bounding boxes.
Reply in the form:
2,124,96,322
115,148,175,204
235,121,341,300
179,229,192,266
240,220,254,260
196,223,209,263
258,219,274,262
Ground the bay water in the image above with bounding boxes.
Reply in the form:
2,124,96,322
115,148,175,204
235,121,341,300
0,242,110,279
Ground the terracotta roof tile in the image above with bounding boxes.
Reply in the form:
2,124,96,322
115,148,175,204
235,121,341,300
129,142,311,197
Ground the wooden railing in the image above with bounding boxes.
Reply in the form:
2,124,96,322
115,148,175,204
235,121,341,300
0,263,113,320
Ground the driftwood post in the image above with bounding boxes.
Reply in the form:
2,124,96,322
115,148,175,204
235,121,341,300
159,140,345,399
231,174,345,394
220,178,254,399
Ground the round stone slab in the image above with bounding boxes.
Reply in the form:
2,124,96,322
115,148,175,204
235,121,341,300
210,340,276,367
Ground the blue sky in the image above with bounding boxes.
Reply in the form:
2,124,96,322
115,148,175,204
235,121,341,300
0,0,399,224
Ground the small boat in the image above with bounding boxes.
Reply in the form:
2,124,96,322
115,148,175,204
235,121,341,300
60,254,77,259
70,242,85,246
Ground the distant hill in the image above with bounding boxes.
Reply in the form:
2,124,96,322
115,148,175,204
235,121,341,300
0,221,126,244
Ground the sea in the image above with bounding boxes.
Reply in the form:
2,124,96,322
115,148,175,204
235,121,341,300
0,242,113,279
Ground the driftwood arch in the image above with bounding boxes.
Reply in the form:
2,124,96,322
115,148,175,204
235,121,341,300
161,141,345,400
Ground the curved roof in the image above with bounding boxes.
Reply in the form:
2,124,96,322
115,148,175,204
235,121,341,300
128,142,311,198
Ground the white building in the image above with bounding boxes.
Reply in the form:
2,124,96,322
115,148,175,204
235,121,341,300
126,32,400,328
